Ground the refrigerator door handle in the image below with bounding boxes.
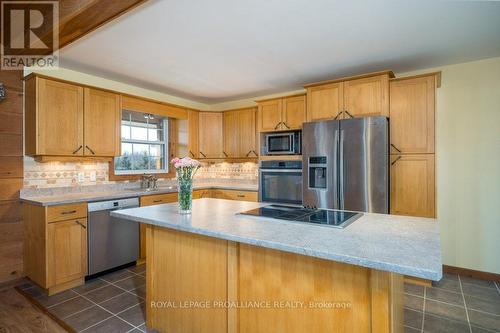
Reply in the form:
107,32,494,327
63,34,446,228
339,129,345,209
334,129,340,209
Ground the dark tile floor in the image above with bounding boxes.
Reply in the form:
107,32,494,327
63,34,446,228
404,273,500,333
16,265,500,333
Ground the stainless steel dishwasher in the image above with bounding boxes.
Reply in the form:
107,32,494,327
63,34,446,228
87,197,140,276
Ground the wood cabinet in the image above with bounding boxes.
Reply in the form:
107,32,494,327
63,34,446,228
24,202,88,295
25,75,121,157
187,109,199,158
306,82,343,121
257,95,306,131
209,189,258,202
198,112,224,158
47,218,87,287
306,71,393,121
390,154,435,218
390,75,436,154
223,108,257,158
83,88,121,156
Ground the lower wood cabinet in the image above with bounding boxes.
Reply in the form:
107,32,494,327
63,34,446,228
24,202,88,295
390,154,435,218
209,189,258,202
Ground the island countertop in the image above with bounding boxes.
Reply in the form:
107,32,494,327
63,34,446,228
112,198,442,281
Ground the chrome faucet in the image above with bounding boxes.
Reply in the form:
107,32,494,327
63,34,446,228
141,174,158,191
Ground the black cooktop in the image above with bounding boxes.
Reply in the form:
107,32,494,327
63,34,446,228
238,205,362,229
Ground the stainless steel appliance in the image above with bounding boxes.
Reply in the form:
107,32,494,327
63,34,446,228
239,204,362,229
303,117,388,213
259,160,302,205
87,198,140,275
263,131,301,155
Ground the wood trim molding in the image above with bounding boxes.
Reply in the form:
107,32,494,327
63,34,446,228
443,265,500,282
390,71,442,88
303,70,395,88
254,93,306,103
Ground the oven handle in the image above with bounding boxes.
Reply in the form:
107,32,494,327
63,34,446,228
259,169,303,173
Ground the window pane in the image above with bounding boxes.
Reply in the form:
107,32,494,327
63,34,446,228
148,129,163,141
150,144,164,157
121,125,130,139
130,111,148,125
148,116,163,129
149,157,165,170
114,155,132,170
131,126,148,140
122,142,132,155
132,144,149,170
122,110,131,122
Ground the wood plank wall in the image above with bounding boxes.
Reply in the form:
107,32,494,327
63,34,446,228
0,70,24,283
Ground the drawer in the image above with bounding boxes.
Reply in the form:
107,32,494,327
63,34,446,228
193,189,210,199
140,192,178,206
211,190,258,202
47,203,87,223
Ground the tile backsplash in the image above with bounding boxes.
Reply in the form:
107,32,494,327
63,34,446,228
23,157,258,188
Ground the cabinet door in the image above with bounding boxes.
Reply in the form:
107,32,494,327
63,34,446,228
306,83,343,121
390,154,435,218
188,110,199,158
198,112,223,158
47,218,87,286
37,78,83,155
389,76,435,154
223,111,239,157
258,99,282,131
282,95,306,129
84,88,121,156
238,108,257,157
343,75,389,118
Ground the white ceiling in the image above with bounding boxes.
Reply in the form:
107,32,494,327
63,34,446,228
59,0,500,104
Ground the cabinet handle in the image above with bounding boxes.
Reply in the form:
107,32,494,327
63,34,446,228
0,171,12,175
344,110,354,119
153,200,163,203
334,111,343,120
199,151,207,158
189,150,195,157
282,122,291,129
251,150,258,157
61,210,77,215
274,122,282,130
245,150,251,157
237,194,245,198
390,144,402,153
223,151,228,157
391,156,402,166
72,145,83,154
74,220,86,229
85,145,96,155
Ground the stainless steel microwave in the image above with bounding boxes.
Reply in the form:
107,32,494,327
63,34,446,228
264,131,301,155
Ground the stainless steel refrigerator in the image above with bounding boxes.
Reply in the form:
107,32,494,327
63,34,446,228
302,117,388,213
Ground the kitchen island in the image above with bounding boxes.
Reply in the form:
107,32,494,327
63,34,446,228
112,198,442,333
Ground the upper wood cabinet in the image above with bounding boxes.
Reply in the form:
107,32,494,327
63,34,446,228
343,74,389,118
187,109,199,158
84,88,121,157
306,71,393,121
25,75,121,157
223,108,257,158
306,82,343,121
390,154,435,218
26,77,84,156
389,75,436,154
257,95,306,131
198,112,224,158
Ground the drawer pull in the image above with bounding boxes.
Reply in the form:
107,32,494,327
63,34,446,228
61,210,77,215
153,200,163,203
74,220,86,229
237,194,245,198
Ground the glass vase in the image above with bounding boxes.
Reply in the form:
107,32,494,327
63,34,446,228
177,178,193,214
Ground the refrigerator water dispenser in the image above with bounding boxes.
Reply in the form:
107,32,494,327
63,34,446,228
308,156,327,189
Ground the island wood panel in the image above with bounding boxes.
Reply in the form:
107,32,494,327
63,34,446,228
23,204,47,288
390,154,435,218
343,74,390,118
389,75,436,154
306,82,344,121
146,227,404,333
0,70,24,284
83,88,121,157
146,226,228,332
